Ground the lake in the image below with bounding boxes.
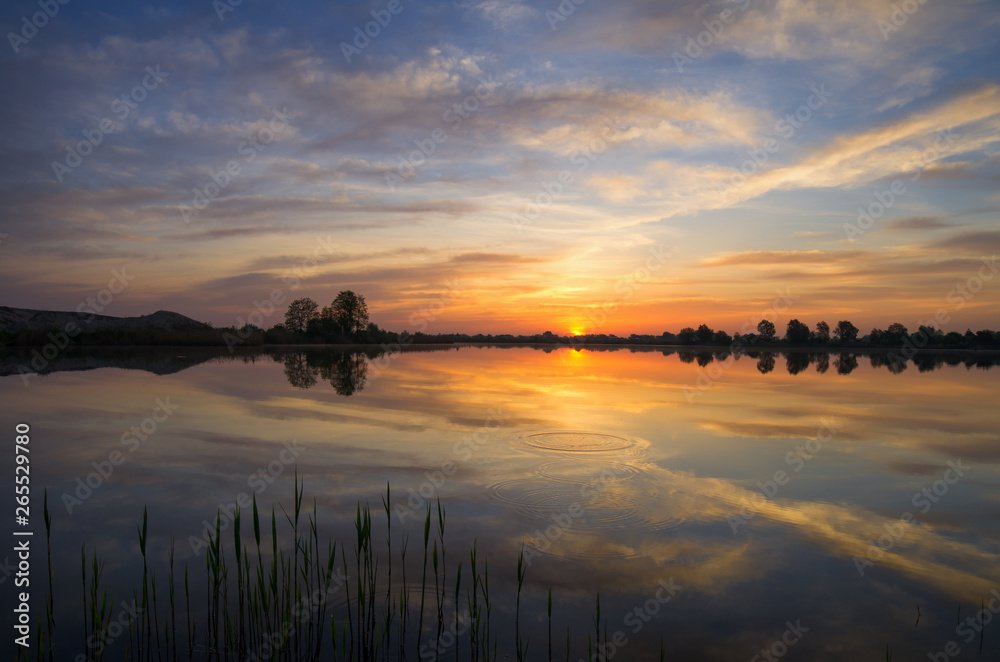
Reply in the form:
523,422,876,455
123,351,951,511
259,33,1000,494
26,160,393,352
3,345,999,661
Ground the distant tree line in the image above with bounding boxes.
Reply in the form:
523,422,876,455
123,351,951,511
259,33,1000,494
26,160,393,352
671,348,999,375
667,319,998,350
5,292,997,353
412,319,999,350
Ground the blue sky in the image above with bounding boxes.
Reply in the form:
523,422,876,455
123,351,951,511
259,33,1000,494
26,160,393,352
1,0,998,334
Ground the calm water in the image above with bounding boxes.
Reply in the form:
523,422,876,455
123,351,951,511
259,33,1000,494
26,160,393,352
3,345,999,660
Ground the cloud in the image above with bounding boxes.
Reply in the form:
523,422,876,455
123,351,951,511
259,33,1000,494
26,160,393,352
886,215,952,231
464,0,540,28
700,250,869,267
926,230,1000,254
503,86,766,155
705,84,1000,210
874,65,943,112
446,251,549,266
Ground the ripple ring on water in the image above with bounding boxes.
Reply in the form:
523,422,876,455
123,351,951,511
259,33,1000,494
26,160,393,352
519,431,635,453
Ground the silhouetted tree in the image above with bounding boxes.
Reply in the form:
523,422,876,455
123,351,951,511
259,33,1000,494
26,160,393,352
323,290,370,338
917,325,939,345
677,327,697,344
285,297,319,333
975,330,997,346
877,352,908,374
307,314,338,340
913,354,945,372
944,331,965,346
814,321,830,343
714,329,732,345
319,351,369,396
834,320,859,343
283,352,318,389
883,322,908,345
835,353,858,374
757,319,776,342
786,352,811,375
757,352,776,374
696,324,714,344
785,319,811,344
814,352,830,373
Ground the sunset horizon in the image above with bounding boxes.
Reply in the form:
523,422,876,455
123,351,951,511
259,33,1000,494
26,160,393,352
2,0,998,336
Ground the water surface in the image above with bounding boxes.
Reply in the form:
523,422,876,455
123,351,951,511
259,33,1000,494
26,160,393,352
3,345,998,660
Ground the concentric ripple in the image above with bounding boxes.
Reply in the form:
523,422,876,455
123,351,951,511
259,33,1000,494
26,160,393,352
536,460,643,484
487,430,688,559
519,431,635,453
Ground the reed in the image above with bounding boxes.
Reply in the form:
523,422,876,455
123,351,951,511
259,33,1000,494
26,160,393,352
515,545,527,662
36,481,698,661
43,489,54,662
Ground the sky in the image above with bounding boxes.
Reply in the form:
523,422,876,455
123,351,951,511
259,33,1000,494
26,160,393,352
1,0,998,336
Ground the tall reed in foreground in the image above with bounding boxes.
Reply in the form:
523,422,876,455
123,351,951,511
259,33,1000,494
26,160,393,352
32,480,704,661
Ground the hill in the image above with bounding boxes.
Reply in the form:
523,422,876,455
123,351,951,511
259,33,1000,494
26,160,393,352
0,306,210,334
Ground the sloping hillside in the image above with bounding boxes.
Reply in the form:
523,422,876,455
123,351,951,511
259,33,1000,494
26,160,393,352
0,306,210,333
